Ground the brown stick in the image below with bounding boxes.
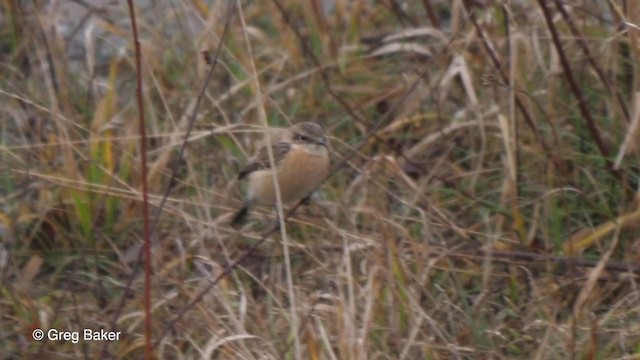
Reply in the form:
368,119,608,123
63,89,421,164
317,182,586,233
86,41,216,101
553,0,630,123
461,1,562,172
100,2,236,359
125,1,152,358
538,0,621,181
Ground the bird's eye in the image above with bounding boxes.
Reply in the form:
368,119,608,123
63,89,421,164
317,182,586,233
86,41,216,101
297,134,309,142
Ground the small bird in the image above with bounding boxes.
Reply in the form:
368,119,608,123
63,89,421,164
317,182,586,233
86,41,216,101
230,122,330,228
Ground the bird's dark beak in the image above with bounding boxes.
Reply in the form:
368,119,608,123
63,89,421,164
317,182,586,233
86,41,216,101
316,137,327,147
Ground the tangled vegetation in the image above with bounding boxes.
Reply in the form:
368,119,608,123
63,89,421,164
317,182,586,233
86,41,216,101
1,0,639,358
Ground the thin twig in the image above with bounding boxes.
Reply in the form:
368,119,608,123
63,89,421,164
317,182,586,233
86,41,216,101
100,1,235,358
314,245,640,275
125,1,152,358
421,0,441,28
269,0,369,129
553,0,630,123
453,248,640,275
538,0,621,181
461,0,562,172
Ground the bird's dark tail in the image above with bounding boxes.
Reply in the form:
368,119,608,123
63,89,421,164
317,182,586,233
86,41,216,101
230,206,250,229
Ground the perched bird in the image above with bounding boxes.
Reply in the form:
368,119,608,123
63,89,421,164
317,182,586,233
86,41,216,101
230,122,330,228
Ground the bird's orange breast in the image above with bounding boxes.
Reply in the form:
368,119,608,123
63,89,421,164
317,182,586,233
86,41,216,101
248,145,329,205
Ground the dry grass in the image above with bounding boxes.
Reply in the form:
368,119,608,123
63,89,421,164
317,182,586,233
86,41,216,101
1,0,640,359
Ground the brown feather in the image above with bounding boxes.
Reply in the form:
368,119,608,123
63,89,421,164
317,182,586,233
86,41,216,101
237,142,292,180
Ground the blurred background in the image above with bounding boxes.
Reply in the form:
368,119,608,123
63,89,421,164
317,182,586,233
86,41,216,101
1,0,639,358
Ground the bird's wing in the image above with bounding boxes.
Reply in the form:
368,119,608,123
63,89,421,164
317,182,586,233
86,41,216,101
237,142,292,180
